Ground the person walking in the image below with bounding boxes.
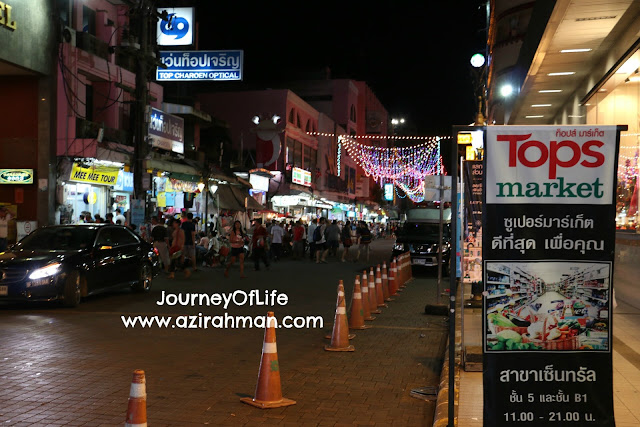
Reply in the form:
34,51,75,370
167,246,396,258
325,220,341,258
181,212,197,273
307,218,317,261
168,219,187,279
341,220,353,262
291,220,305,260
114,208,126,225
251,219,270,271
270,221,285,261
355,221,372,263
225,220,247,278
151,216,170,274
315,217,328,264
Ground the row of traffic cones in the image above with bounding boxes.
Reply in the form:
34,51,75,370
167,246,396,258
122,253,415,420
323,252,414,352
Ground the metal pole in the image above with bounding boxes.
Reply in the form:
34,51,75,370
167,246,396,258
133,1,150,218
448,133,459,427
437,173,444,304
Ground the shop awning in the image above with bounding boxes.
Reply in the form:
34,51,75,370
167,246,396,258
230,185,264,210
211,184,244,211
145,159,201,177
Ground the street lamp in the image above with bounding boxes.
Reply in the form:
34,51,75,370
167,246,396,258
500,84,514,97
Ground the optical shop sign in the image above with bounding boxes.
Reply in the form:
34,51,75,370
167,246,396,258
482,125,623,427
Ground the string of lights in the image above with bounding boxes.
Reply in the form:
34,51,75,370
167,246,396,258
307,131,450,141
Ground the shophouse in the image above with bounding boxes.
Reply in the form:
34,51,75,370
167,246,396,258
487,0,640,226
0,0,56,239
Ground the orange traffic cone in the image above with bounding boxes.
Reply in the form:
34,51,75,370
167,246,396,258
325,279,355,339
398,255,406,289
375,266,387,308
382,262,393,301
362,269,382,314
125,370,147,427
361,273,376,321
349,276,371,329
325,282,355,352
241,312,296,408
388,260,399,296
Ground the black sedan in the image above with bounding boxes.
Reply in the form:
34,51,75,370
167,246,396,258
0,224,160,307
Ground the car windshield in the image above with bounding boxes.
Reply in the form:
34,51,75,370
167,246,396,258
17,227,96,251
401,222,450,238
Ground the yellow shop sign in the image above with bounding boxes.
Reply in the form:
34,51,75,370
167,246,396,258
69,164,120,186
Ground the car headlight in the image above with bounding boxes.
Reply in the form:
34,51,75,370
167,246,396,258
29,263,62,280
393,243,405,251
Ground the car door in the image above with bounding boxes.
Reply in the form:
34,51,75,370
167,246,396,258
109,227,142,284
88,227,123,292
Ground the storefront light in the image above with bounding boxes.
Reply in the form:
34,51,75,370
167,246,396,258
197,182,205,192
209,184,218,194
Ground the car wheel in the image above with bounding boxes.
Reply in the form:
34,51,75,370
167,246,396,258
63,271,81,307
133,262,153,292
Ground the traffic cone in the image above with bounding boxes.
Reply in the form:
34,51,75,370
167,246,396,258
125,370,147,427
325,282,355,352
398,255,406,289
375,265,387,308
241,312,296,408
325,279,355,340
382,262,393,301
349,276,371,329
388,260,399,296
361,273,376,321
407,251,414,283
367,269,381,314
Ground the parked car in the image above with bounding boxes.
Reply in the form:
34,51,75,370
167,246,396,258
392,207,451,275
0,224,160,307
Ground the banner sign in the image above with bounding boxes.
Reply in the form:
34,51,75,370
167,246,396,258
156,50,243,81
482,126,621,426
0,169,33,184
292,167,311,187
148,107,184,154
69,164,119,186
113,170,134,192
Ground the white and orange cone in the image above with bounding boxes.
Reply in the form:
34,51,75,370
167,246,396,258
241,312,296,408
375,265,387,308
388,260,399,296
367,269,381,314
125,370,147,427
325,282,355,352
325,279,355,339
361,273,376,321
382,262,393,301
349,276,371,330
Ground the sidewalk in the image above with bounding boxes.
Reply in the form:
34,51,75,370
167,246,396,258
455,247,640,427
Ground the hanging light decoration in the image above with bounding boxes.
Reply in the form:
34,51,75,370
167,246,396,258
339,136,445,202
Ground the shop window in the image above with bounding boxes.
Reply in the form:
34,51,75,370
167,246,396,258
350,105,356,122
82,6,96,35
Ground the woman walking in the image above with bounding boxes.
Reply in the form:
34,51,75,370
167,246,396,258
225,221,247,278
341,220,353,262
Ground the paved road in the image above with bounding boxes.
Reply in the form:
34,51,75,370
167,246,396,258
0,239,448,426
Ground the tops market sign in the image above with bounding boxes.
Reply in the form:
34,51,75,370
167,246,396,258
156,50,243,81
486,126,617,205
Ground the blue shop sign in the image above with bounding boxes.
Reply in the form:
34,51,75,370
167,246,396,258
114,170,134,192
156,50,243,81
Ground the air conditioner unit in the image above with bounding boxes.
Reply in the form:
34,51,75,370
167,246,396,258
62,26,76,47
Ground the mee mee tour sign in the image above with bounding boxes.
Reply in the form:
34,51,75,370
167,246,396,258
482,125,625,427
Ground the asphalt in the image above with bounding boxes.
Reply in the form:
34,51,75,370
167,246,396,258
0,239,448,426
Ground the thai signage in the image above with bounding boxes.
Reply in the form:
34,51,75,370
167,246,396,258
69,164,119,186
292,167,311,187
148,107,184,154
0,169,33,184
156,7,193,46
482,126,621,427
156,50,243,81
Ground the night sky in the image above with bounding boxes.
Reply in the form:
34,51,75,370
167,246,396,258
197,2,488,136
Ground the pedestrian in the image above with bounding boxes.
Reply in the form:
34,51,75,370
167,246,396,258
181,212,197,273
105,213,114,224
315,217,328,264
0,207,12,252
307,218,317,260
78,214,85,224
355,221,372,262
341,220,353,262
325,219,341,257
168,218,188,279
114,208,126,225
292,220,305,260
225,220,247,278
151,216,170,274
270,221,285,261
251,219,270,271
